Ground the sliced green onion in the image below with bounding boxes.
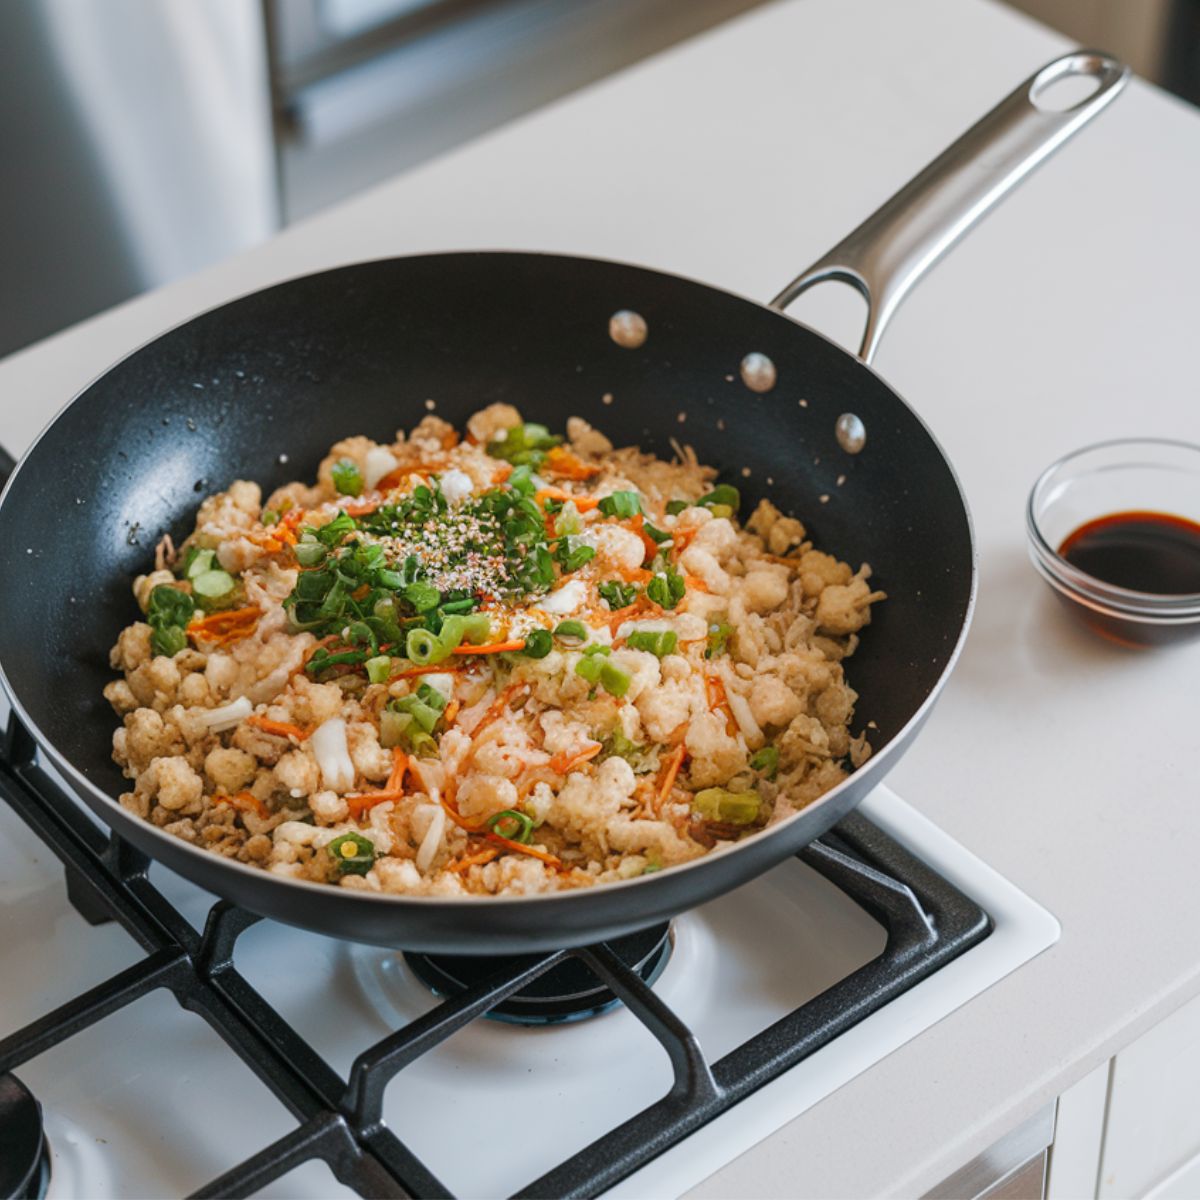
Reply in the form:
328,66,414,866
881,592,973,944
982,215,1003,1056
331,458,364,497
554,504,582,536
485,809,535,844
643,862,663,874
380,708,438,755
581,643,612,656
439,597,477,614
691,788,761,825
184,548,215,580
390,694,441,733
508,463,536,495
553,620,587,646
151,624,188,657
626,629,677,657
406,627,444,665
749,745,780,780
643,522,671,545
665,499,689,515
598,580,638,609
521,628,553,658
705,620,733,658
575,655,603,685
415,682,448,712
261,509,280,527
697,484,740,514
561,543,596,572
294,536,327,567
599,661,632,698
192,568,236,599
365,655,392,684
439,612,491,652
646,566,685,610
327,831,375,875
404,580,441,612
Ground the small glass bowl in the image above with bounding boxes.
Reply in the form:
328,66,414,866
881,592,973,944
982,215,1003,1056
1026,438,1200,646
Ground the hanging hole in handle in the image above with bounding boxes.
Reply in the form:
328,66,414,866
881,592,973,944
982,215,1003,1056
774,270,872,361
1029,53,1114,112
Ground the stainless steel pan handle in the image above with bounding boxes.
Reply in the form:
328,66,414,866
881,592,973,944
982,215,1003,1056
770,50,1129,366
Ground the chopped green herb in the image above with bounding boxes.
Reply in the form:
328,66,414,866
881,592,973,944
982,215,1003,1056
488,422,562,468
643,521,671,545
327,831,375,875
331,459,364,497
147,584,195,629
404,580,441,612
697,484,740,514
665,499,689,516
598,580,639,609
260,509,280,527
521,628,553,658
705,620,733,658
294,535,326,567
598,490,642,519
646,560,686,610
151,624,188,658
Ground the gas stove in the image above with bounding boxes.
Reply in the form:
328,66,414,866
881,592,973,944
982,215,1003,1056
0,699,1058,1200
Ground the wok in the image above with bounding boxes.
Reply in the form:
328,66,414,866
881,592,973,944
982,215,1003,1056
0,52,1126,952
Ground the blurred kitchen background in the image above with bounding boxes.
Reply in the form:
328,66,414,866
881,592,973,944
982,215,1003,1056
1,0,1197,362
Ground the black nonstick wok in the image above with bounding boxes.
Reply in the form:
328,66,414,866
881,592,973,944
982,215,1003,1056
0,52,1126,953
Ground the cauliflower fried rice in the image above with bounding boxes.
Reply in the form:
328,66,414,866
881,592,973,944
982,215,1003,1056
105,406,885,896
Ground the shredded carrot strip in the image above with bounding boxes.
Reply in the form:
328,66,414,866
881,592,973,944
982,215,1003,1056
534,487,600,511
491,463,513,484
548,743,602,775
376,462,448,492
684,575,710,593
447,846,500,873
245,715,310,741
606,596,662,633
764,554,803,567
228,790,269,820
544,446,598,480
628,514,660,564
486,832,562,867
346,790,404,816
657,743,687,809
385,747,408,793
706,677,738,737
443,699,460,727
345,499,380,517
617,565,654,584
442,429,460,450
471,682,529,741
673,527,699,553
188,606,261,646
452,640,526,655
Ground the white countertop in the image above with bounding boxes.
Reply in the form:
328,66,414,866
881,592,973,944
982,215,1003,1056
4,0,1200,1194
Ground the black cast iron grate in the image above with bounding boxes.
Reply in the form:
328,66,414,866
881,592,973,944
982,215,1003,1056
0,712,991,1198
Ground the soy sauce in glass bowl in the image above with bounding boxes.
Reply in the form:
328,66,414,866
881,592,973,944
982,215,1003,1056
1027,439,1200,647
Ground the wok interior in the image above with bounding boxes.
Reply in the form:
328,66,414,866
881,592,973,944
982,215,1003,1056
0,252,971,862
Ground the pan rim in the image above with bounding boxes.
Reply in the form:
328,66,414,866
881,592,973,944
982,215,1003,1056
0,249,978,911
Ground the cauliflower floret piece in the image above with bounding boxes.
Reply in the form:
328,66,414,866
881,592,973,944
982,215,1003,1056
473,726,541,778
288,677,346,727
457,774,519,821
741,566,790,614
111,623,154,672
137,756,203,813
609,648,661,703
317,437,373,497
127,655,183,709
590,524,646,575
539,711,595,757
409,414,455,454
347,722,392,782
749,675,803,729
798,549,853,597
747,499,806,555
690,516,738,561
637,680,698,743
204,652,239,697
685,711,747,788
679,545,731,595
566,415,613,457
780,713,832,760
216,537,264,575
595,755,636,805
103,679,139,715
606,816,700,864
178,673,211,707
468,402,522,444
376,856,423,894
273,749,319,798
814,680,858,728
120,708,186,772
310,789,350,824
204,746,258,793
814,573,884,636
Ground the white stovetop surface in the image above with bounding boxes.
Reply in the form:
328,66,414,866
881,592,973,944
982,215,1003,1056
3,0,1200,1194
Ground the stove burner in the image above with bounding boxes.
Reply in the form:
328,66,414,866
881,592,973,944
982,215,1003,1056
0,1075,50,1200
404,922,674,1024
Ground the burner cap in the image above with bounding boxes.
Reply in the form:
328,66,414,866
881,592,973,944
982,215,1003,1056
405,923,673,1025
0,1075,51,1200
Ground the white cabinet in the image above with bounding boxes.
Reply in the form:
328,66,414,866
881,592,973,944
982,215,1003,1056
1044,991,1200,1199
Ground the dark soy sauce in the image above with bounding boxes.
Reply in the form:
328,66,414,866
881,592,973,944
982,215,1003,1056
1057,510,1200,646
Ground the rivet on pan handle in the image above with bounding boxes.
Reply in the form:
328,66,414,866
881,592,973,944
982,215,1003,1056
770,48,1129,444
